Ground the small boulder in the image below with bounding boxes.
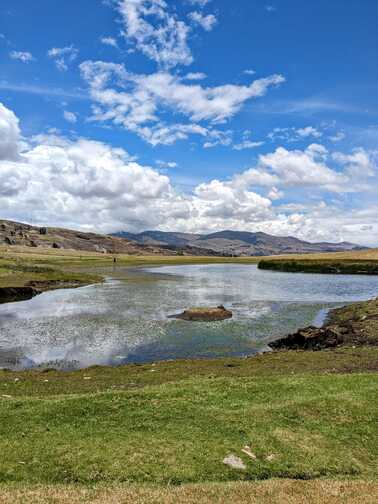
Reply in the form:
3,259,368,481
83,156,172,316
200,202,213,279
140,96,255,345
223,454,246,470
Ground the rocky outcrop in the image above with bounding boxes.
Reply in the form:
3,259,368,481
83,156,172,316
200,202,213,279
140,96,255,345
270,297,378,350
0,219,175,256
169,305,233,322
270,325,348,350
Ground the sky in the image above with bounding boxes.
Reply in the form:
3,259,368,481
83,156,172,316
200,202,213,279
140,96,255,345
0,0,377,245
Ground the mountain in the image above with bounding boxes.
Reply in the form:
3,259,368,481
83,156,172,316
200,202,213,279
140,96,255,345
0,220,365,257
0,219,172,256
113,229,365,256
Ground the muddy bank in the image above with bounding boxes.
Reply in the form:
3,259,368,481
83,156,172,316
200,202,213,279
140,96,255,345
270,296,378,350
0,286,40,304
0,280,91,304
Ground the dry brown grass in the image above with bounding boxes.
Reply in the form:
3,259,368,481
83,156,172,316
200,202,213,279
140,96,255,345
0,480,377,504
1,245,377,263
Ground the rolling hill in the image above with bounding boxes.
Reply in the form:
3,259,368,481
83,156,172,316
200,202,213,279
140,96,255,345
113,229,365,256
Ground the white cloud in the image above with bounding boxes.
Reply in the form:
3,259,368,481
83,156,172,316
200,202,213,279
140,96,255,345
184,72,207,80
63,111,78,123
256,144,347,190
188,11,217,31
329,131,346,142
47,45,78,71
0,102,21,161
156,159,178,168
268,186,283,200
234,143,377,196
100,36,118,48
117,0,192,68
233,140,264,150
186,0,211,6
80,60,285,144
203,129,233,148
244,69,256,76
9,50,34,62
268,125,323,143
2,103,376,245
296,126,322,138
332,148,375,177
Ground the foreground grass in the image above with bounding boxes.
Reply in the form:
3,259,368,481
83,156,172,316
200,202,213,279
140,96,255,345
0,349,377,485
1,480,378,503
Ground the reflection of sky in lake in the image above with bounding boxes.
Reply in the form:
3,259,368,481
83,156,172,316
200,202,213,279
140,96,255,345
0,264,377,370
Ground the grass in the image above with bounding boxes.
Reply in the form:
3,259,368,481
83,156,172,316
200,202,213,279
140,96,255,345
0,349,377,486
258,260,378,275
258,249,378,275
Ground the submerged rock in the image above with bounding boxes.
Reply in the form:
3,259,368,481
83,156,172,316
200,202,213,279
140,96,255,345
169,305,232,322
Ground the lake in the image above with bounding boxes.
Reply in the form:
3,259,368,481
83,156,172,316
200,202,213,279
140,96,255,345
0,264,377,370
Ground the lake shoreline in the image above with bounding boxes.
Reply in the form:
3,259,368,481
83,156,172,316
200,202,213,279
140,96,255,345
1,291,376,373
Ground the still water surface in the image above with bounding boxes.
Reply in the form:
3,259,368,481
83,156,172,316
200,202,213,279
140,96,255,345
0,264,377,370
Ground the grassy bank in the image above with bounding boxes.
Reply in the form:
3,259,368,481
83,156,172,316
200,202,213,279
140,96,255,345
258,249,378,275
258,259,378,275
0,348,377,487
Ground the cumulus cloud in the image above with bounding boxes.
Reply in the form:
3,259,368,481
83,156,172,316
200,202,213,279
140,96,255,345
234,143,377,196
0,102,21,161
332,148,375,177
241,144,347,191
188,11,217,31
47,45,78,71
1,103,377,245
9,50,34,62
117,0,192,68
80,60,284,145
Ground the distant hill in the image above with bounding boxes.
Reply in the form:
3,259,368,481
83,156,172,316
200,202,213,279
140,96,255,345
113,229,366,257
0,219,172,256
0,220,365,257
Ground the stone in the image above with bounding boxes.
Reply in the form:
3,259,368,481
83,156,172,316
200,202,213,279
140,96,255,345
223,454,246,470
169,305,233,322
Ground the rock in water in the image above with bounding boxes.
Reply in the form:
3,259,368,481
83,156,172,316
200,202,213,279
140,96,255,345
169,305,232,322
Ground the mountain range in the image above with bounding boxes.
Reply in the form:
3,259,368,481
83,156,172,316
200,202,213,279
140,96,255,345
113,230,365,256
0,219,365,257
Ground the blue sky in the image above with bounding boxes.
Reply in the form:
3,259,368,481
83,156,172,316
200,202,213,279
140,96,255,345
0,0,377,244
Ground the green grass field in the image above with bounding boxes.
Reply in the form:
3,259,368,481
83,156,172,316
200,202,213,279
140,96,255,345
0,349,377,487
